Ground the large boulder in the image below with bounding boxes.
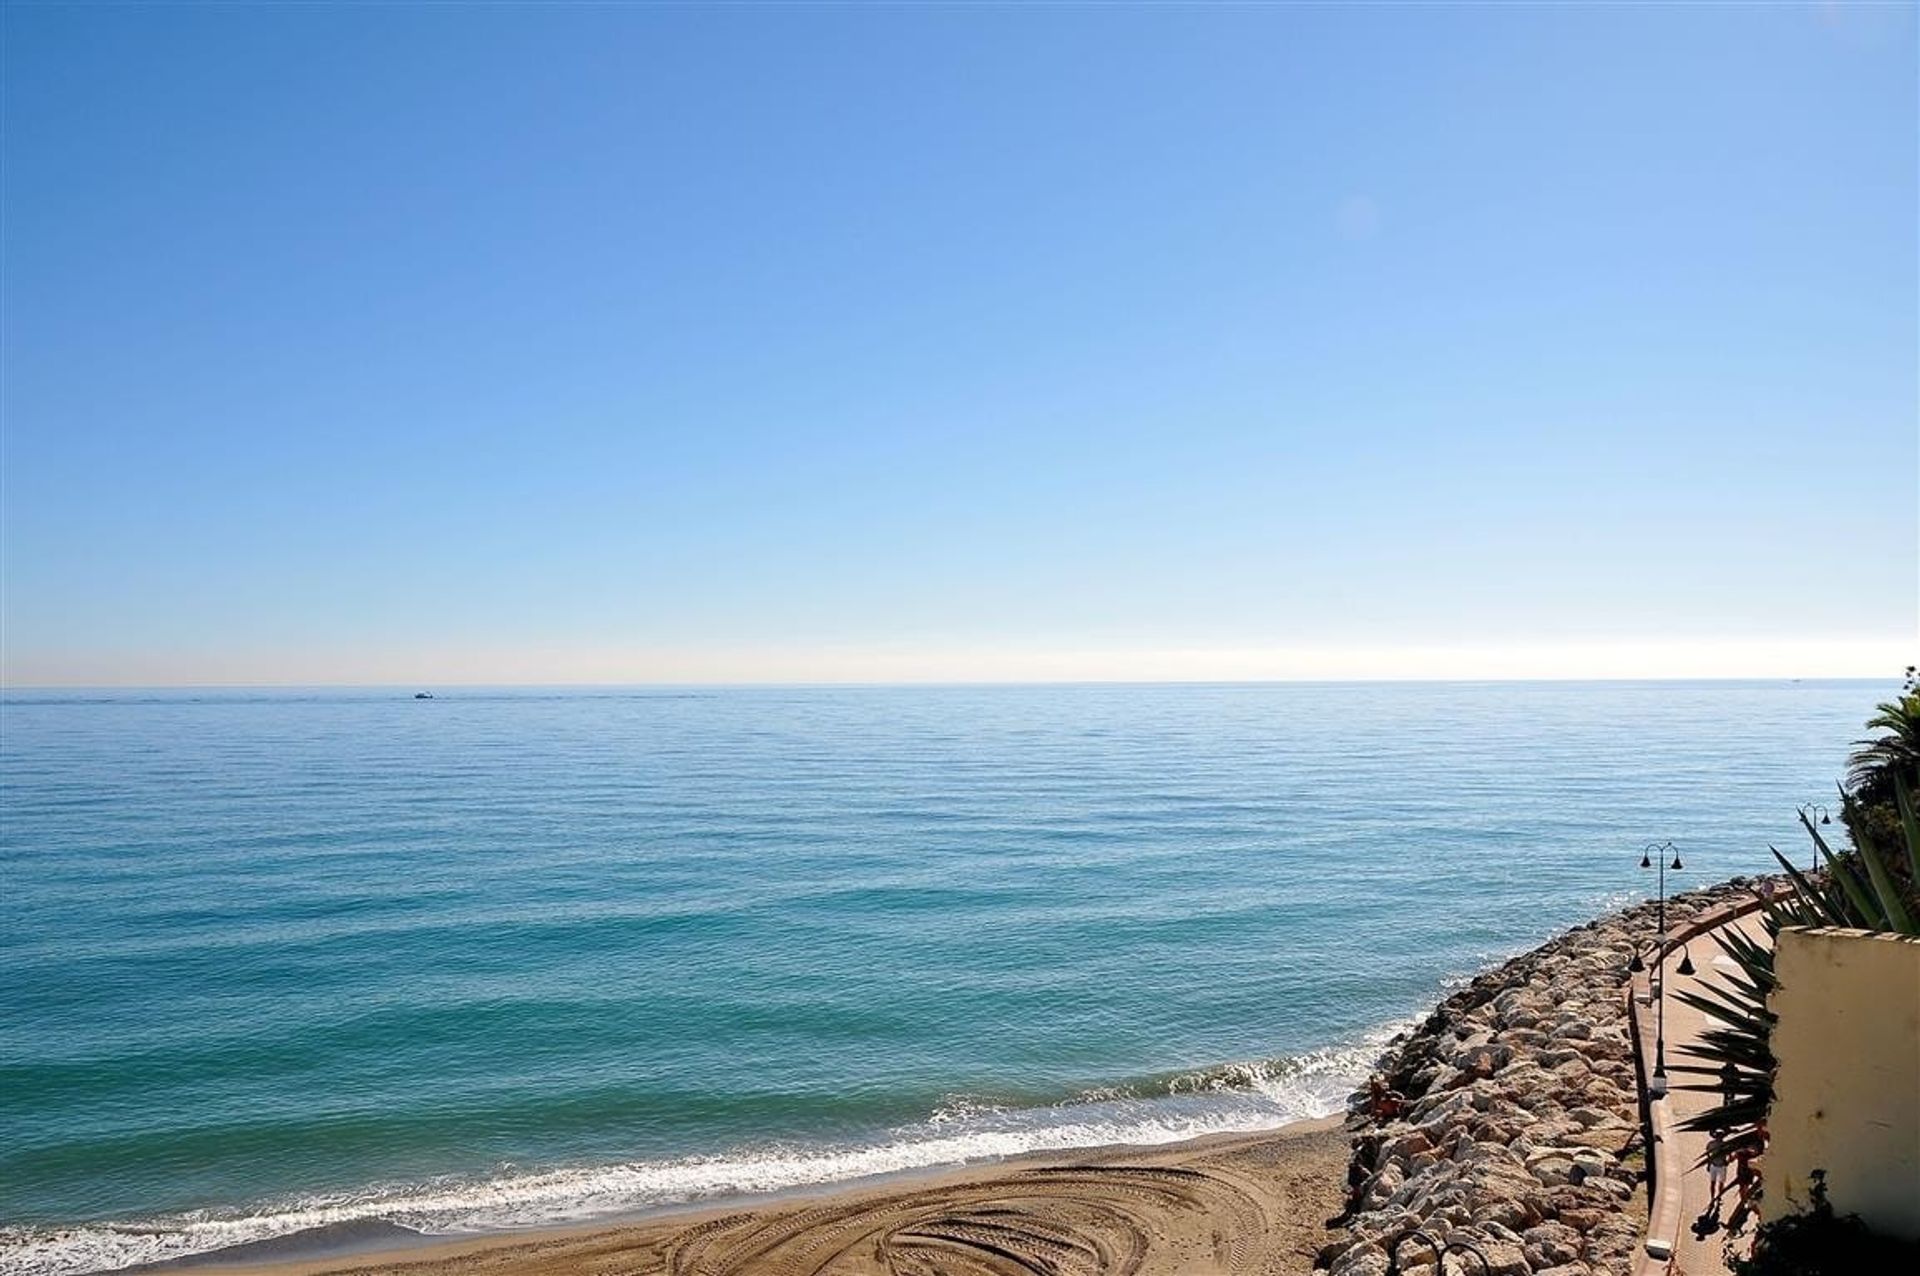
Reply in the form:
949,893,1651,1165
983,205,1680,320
1522,1221,1585,1268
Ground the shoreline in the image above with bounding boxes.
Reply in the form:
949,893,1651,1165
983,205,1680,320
27,1035,1401,1276
166,1116,1350,1276
46,880,1776,1276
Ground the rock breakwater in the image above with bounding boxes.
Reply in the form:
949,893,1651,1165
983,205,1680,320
1319,880,1765,1276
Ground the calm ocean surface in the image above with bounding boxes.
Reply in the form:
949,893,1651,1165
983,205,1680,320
0,681,1882,1273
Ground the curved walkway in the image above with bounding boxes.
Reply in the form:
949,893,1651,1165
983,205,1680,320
1631,902,1773,1276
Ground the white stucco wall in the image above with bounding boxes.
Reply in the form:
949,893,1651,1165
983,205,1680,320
1766,926,1920,1239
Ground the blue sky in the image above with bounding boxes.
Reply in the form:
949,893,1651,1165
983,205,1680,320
2,2,1914,684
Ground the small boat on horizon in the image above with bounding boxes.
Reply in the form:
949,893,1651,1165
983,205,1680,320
413,692,434,700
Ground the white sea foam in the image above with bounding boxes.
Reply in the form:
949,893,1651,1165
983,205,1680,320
0,1026,1402,1276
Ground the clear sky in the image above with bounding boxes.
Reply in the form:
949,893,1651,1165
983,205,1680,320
2,2,1914,686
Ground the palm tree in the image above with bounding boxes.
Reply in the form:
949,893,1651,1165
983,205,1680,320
1840,669,1920,871
1845,668,1920,800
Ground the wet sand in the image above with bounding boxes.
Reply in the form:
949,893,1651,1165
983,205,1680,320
183,1115,1348,1276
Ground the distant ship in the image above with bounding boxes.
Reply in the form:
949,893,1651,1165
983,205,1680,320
414,692,434,700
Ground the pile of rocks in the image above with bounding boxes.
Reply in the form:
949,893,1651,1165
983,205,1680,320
1317,879,1764,1276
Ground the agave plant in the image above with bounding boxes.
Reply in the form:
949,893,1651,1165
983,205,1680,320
1670,774,1920,1161
1667,918,1777,1160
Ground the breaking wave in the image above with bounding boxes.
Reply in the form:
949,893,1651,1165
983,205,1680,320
0,1025,1402,1276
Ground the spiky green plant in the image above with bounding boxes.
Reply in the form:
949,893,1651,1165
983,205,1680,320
1671,776,1920,1161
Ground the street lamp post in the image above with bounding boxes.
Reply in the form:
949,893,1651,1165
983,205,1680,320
1637,840,1683,1093
1798,803,1832,873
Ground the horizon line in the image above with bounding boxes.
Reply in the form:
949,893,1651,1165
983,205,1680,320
0,674,1899,693
5,636,1910,688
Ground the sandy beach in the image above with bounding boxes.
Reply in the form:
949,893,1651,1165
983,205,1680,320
177,1116,1348,1276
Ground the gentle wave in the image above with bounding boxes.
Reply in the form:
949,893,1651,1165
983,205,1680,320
0,1029,1396,1276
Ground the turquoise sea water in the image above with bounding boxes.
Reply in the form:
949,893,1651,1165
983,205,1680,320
0,681,1882,1273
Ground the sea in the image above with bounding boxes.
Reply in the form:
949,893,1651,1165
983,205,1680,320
0,680,1883,1274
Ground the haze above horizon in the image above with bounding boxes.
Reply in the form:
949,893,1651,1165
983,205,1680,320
2,2,1914,687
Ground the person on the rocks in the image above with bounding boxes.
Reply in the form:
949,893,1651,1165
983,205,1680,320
1328,1134,1383,1226
1364,1075,1405,1120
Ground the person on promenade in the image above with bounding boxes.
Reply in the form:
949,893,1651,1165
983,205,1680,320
1706,1135,1731,1205
1726,1146,1759,1235
1689,1134,1735,1241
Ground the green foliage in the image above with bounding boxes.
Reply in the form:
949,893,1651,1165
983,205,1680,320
1674,793,1920,1151
1840,799,1904,872
1727,1170,1920,1275
1798,789,1920,935
1670,911,1778,1160
1673,681,1920,1160
1845,668,1920,798
1841,668,1920,866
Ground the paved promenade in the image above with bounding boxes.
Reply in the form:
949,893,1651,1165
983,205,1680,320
1653,912,1771,1276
